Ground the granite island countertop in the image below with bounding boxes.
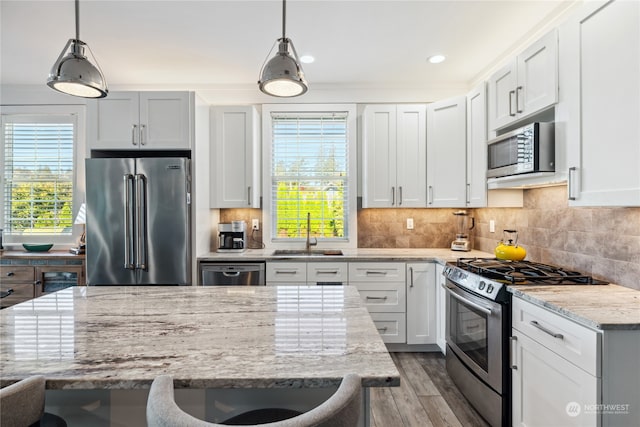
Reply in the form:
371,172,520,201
508,284,640,331
0,285,399,390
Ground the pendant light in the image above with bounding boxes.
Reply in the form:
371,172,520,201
47,0,108,98
258,0,308,97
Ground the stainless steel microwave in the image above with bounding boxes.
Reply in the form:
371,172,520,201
487,122,555,179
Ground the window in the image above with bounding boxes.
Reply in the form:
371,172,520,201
263,105,357,248
1,107,83,245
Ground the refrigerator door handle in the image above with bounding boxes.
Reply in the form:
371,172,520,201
135,174,148,271
123,174,135,269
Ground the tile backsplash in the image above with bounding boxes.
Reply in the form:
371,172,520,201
219,186,640,289
474,186,640,290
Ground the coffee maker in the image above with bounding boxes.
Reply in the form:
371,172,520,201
218,221,246,252
451,210,474,251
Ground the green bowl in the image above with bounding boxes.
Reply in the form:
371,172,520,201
22,243,53,252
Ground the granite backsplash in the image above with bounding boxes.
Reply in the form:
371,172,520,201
218,186,640,290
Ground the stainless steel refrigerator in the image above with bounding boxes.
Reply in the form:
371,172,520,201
85,157,191,285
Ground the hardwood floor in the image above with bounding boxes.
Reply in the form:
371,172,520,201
370,352,490,427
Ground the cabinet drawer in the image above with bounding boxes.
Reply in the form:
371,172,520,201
266,263,307,283
512,297,601,376
354,282,406,313
307,262,348,284
0,283,35,308
0,266,35,284
348,262,405,282
369,312,406,343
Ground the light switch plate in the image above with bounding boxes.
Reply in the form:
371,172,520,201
489,220,495,233
407,218,414,230
252,219,260,231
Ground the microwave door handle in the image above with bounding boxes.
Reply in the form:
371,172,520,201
444,284,493,316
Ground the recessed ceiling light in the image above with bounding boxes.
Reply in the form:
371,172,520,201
428,55,446,64
300,55,315,64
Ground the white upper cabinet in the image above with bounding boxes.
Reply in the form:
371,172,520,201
362,104,427,208
426,96,467,207
466,83,488,207
488,29,558,130
210,106,261,208
561,0,640,206
88,91,191,150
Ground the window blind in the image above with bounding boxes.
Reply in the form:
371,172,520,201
2,116,75,237
271,112,349,240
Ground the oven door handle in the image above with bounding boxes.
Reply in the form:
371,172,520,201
442,284,493,315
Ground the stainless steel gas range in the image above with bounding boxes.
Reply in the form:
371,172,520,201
443,258,605,427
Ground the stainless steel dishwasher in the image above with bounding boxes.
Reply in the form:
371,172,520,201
199,262,265,286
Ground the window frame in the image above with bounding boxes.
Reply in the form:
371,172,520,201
261,104,358,250
0,105,86,247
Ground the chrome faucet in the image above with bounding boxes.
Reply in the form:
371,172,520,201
306,212,317,252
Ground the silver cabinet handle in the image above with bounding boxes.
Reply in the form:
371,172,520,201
274,270,298,275
530,320,564,339
365,270,387,276
140,124,146,146
568,166,577,201
399,186,403,206
315,270,340,275
366,296,388,300
131,124,138,146
510,336,518,370
377,326,388,332
247,187,251,206
466,183,471,204
391,187,395,206
516,86,524,113
409,266,414,288
428,186,433,205
509,90,516,117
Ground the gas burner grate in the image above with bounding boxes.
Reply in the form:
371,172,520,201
456,258,605,285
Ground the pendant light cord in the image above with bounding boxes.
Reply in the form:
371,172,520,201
281,0,286,40
75,0,80,41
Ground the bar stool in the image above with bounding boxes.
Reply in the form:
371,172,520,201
146,374,362,427
0,375,67,427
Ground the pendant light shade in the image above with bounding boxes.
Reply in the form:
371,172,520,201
258,0,307,97
47,0,108,98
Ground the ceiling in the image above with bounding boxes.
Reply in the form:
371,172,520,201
1,0,574,95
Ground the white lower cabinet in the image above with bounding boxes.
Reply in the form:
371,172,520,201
349,262,406,344
511,296,640,427
406,263,436,345
434,264,446,354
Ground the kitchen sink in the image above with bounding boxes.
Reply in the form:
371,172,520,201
272,249,343,256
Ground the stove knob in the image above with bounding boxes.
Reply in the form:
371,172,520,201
478,281,486,290
487,283,494,294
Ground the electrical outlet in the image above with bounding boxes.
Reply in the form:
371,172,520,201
252,219,260,231
407,218,414,230
489,220,495,233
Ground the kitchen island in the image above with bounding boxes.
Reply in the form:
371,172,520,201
0,285,399,425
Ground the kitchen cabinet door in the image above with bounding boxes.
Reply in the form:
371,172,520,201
426,96,467,207
406,263,436,345
396,105,427,207
362,105,427,208
434,263,446,354
563,0,640,206
210,106,261,208
511,331,599,427
487,29,558,131
362,105,398,207
88,91,191,151
466,83,488,207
